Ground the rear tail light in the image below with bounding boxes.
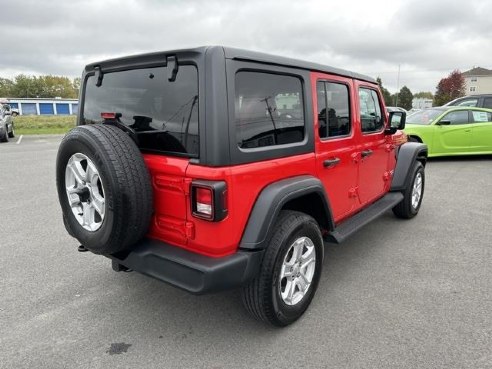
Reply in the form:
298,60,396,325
101,112,116,119
191,181,228,221
196,187,213,216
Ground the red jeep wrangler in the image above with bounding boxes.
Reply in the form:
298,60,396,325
56,46,427,326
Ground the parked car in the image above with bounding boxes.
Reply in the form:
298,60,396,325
56,46,427,326
404,106,492,156
444,94,492,108
0,102,15,142
386,106,408,113
386,107,408,124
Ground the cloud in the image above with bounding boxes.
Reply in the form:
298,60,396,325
1,0,491,92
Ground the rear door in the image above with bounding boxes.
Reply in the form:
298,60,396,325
470,110,492,153
313,73,359,222
355,83,391,205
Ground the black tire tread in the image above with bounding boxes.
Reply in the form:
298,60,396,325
392,161,424,219
241,210,322,326
1,126,8,142
57,124,153,254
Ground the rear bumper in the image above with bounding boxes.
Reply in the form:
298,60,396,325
108,238,264,295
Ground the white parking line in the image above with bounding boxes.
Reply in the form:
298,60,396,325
16,135,23,145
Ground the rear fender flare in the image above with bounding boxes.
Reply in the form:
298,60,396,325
239,176,334,251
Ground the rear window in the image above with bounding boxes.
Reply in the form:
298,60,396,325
235,71,305,149
83,65,199,156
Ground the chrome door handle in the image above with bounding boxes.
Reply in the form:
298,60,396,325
361,149,373,158
323,158,341,168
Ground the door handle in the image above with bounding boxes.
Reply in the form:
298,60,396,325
323,157,341,168
361,149,373,158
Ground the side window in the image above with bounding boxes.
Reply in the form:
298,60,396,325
471,110,492,123
316,81,350,139
443,111,469,125
483,97,492,109
456,98,478,107
359,88,384,133
235,71,304,149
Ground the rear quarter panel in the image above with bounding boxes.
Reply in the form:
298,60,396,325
185,153,317,257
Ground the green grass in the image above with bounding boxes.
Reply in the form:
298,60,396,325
14,115,76,135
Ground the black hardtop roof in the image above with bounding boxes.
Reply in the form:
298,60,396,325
222,46,376,83
85,46,376,84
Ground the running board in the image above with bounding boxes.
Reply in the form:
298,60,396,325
326,192,403,244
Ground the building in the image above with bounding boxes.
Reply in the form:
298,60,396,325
462,67,492,96
6,98,78,115
412,98,432,109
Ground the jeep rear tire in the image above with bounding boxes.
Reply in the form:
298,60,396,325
393,161,424,219
241,210,324,327
56,124,153,254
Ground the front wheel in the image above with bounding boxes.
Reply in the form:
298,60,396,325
393,161,425,219
241,210,324,326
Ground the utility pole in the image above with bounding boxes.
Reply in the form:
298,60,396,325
395,64,401,107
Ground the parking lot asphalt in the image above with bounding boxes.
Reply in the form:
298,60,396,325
0,135,491,369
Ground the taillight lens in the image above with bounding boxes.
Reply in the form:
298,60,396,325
195,187,213,217
101,112,116,119
191,181,228,221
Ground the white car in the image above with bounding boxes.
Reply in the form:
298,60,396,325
0,103,15,142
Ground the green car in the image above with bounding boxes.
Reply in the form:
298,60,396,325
404,107,492,157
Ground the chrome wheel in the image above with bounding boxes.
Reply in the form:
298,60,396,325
65,153,106,231
411,172,422,209
279,237,316,306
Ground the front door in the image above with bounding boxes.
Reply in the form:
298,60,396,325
433,110,472,155
314,74,359,223
356,84,390,205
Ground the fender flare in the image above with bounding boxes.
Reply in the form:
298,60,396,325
239,175,334,251
391,142,428,191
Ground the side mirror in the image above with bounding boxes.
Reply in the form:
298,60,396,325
436,120,451,126
386,111,406,134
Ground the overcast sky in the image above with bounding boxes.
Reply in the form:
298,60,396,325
2,0,491,93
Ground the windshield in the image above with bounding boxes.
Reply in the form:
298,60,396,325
83,65,199,156
406,109,443,125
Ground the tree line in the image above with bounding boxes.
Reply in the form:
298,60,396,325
377,69,466,110
2,69,466,108
0,75,80,99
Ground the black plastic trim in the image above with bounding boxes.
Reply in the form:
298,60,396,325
191,180,228,221
239,176,334,250
391,142,428,191
326,192,404,243
109,238,264,295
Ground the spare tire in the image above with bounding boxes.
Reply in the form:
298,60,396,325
56,124,153,254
